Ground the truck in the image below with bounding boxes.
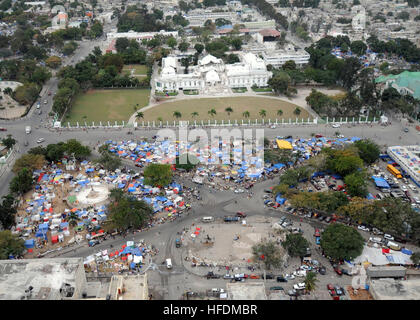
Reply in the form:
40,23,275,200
25,126,31,134
166,258,172,269
223,216,240,222
387,241,401,251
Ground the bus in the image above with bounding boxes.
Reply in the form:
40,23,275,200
387,164,402,179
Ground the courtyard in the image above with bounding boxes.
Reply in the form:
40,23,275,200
64,89,150,124
140,96,310,122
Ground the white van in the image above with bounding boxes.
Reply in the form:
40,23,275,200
201,216,214,223
166,258,173,269
369,237,383,244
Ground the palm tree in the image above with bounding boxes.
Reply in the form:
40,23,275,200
157,117,163,122
208,109,217,117
136,111,144,120
191,111,199,118
259,109,267,118
67,212,80,228
225,107,233,117
304,272,319,293
242,111,250,118
173,111,182,119
277,109,283,117
293,107,301,116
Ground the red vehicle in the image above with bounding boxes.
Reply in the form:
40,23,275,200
0,127,6,131
236,211,247,218
334,267,343,276
314,229,321,237
48,92,52,96
249,274,260,279
327,284,334,290
315,134,323,138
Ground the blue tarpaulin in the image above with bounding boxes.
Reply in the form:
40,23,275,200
132,247,142,256
372,176,390,188
272,163,286,169
39,223,49,231
366,193,375,200
275,194,286,205
24,239,35,248
401,248,412,255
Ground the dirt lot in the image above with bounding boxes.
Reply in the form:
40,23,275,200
185,215,287,267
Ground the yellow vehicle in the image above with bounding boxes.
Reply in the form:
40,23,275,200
387,164,402,179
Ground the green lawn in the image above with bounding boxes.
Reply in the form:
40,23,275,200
65,89,150,124
142,96,309,122
122,64,148,75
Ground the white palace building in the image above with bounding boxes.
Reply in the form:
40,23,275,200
154,52,273,93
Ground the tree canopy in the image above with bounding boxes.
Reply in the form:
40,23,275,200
0,230,25,259
282,233,309,258
320,224,364,260
252,240,284,270
143,163,173,187
10,168,33,195
106,195,153,231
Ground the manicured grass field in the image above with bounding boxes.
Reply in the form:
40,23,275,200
122,64,148,75
142,96,310,122
65,89,150,124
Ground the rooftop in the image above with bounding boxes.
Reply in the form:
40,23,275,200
226,282,267,300
259,29,281,37
375,71,420,99
370,278,420,300
0,258,84,300
108,274,148,300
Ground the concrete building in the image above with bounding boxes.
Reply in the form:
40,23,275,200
226,282,267,300
0,258,87,300
376,71,420,100
367,266,407,279
243,20,276,30
261,48,310,68
369,278,420,300
184,9,238,27
106,30,178,42
387,145,420,187
154,52,272,92
108,274,149,300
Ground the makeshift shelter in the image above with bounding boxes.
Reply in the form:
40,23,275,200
276,139,292,150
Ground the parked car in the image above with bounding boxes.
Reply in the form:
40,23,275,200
334,286,343,295
223,274,234,279
262,274,274,279
334,267,343,276
0,127,7,131
293,283,306,290
36,138,45,143
327,284,334,291
287,289,299,296
315,134,323,138
332,123,341,128
384,234,394,241
276,276,288,282
341,268,351,276
325,216,332,223
284,274,295,280
249,274,260,279
206,272,220,279
236,211,247,218
319,266,326,275
270,286,284,291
